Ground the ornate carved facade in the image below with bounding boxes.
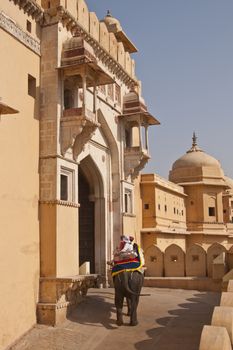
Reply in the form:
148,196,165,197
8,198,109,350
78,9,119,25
0,1,159,348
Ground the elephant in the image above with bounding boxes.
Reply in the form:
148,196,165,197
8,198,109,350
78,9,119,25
113,270,144,326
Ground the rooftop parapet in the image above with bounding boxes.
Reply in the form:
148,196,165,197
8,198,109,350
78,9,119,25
102,11,137,54
41,0,138,87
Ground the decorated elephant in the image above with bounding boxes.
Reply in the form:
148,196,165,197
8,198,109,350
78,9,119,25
113,270,144,326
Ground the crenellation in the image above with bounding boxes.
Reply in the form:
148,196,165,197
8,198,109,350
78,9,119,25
117,42,126,69
89,12,99,41
76,0,89,32
99,21,110,53
109,32,118,61
125,51,132,76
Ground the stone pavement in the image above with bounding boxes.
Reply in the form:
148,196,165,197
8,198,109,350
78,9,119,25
10,287,220,350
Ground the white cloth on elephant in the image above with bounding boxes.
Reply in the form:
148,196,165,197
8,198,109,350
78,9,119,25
114,238,138,261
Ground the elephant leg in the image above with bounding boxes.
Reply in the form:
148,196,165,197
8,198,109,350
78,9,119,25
126,297,132,316
130,295,139,326
115,293,124,326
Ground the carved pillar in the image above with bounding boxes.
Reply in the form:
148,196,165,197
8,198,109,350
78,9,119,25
145,124,149,151
82,73,87,112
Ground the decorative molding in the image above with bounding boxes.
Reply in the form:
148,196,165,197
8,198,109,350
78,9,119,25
39,199,80,208
9,0,43,23
0,11,41,55
39,154,79,165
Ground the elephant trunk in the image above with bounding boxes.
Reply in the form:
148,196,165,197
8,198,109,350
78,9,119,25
121,271,141,296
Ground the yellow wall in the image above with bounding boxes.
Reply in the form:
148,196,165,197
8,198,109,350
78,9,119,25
57,205,79,277
0,20,40,350
1,1,41,41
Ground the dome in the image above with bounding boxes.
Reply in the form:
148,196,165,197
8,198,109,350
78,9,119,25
63,36,83,51
103,11,122,30
225,176,233,190
171,133,221,171
123,90,146,105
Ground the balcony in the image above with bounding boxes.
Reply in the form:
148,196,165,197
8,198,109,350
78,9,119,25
120,89,160,179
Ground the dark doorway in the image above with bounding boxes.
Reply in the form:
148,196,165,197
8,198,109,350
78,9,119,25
78,169,95,273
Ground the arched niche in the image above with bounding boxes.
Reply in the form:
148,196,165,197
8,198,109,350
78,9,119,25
227,245,233,270
164,244,185,277
145,245,164,277
186,244,207,277
207,243,226,277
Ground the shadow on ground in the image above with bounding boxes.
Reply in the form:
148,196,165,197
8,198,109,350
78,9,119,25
134,291,220,350
67,290,118,330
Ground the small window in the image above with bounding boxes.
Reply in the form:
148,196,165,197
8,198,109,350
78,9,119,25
26,20,32,33
165,205,167,212
150,256,157,262
144,204,149,210
125,189,132,214
181,210,184,216
158,204,161,210
174,207,176,214
28,74,36,98
171,255,178,262
190,201,194,205
60,168,74,202
223,209,227,214
60,174,68,201
208,207,215,217
192,255,199,262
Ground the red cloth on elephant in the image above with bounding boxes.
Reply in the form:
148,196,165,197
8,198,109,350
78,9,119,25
111,245,144,277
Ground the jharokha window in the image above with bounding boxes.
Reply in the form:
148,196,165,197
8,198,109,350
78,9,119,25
99,84,106,95
115,84,121,105
107,84,114,100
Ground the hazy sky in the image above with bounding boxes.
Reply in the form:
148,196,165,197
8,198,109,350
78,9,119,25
86,0,233,179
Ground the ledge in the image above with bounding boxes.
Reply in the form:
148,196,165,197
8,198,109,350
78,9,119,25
39,200,80,208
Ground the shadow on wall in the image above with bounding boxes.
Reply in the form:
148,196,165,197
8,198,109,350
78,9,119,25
135,292,221,350
145,243,231,278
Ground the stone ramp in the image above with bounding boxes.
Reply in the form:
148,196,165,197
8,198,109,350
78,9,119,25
9,287,220,350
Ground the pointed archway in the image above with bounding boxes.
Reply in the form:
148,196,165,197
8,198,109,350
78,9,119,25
78,168,95,273
78,155,105,275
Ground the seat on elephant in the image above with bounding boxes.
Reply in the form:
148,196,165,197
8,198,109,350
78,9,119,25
111,245,144,277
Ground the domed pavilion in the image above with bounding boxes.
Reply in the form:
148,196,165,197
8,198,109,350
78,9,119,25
169,133,228,234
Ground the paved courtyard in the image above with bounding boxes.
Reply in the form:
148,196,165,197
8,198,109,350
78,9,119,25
10,287,220,350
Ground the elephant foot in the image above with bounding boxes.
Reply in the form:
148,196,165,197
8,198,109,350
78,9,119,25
130,320,138,326
116,319,123,326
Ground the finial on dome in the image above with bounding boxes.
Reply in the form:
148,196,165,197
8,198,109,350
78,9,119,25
187,131,203,153
192,132,197,148
107,10,112,17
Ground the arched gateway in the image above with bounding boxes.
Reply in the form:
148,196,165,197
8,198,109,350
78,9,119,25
78,155,105,275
